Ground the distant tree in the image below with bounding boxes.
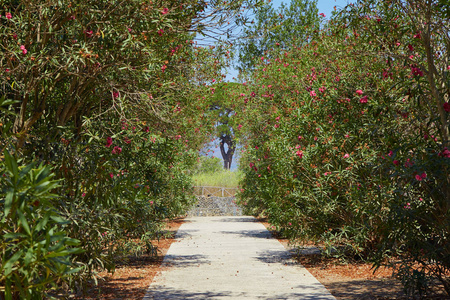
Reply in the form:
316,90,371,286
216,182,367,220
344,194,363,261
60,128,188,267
208,82,244,170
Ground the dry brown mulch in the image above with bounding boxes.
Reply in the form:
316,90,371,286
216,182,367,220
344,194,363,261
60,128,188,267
72,218,184,300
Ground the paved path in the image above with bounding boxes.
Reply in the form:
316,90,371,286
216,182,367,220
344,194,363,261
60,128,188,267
144,216,336,299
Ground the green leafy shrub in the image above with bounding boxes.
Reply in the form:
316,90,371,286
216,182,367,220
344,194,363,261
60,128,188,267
0,151,82,300
192,156,223,174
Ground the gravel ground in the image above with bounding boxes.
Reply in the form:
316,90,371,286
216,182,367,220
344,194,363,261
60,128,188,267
187,196,243,216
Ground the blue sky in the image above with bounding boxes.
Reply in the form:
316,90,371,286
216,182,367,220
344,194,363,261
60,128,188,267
206,0,353,170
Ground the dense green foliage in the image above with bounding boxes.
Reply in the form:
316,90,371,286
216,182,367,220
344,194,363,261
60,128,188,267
236,0,320,73
192,156,223,174
0,0,259,297
234,0,450,297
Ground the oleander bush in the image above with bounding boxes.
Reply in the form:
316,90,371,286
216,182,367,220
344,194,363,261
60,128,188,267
235,0,450,296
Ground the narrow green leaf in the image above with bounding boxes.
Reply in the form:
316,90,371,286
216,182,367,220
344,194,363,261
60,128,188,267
3,250,23,276
17,210,31,236
4,150,18,179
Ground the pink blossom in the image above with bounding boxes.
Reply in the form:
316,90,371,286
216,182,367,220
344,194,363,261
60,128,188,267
161,65,167,72
82,192,86,197
443,102,450,112
415,174,422,181
298,136,303,140
310,90,317,97
388,150,393,157
110,173,114,178
158,29,164,36
356,89,363,95
113,91,119,98
106,137,113,147
161,8,169,15
319,13,326,17
5,12,12,19
393,160,400,166
404,203,411,209
411,66,423,77
20,45,27,55
237,124,242,130
440,147,450,158
420,172,427,179
407,44,414,51
112,146,122,154
360,96,368,103
296,150,303,158
414,32,421,39
343,153,350,159
405,159,414,167
319,86,325,93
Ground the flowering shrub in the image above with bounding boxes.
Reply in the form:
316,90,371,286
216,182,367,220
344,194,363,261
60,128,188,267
0,0,257,296
236,0,450,296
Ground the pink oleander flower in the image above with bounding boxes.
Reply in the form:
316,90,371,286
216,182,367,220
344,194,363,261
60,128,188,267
113,91,119,98
411,66,423,77
106,137,113,147
356,89,363,95
296,150,303,158
20,45,27,55
161,8,169,15
441,147,450,158
415,174,422,181
6,12,12,19
393,160,400,166
360,96,368,103
444,102,450,112
112,146,122,154
158,29,164,36
310,90,316,97
343,153,350,159
319,13,325,17
161,64,167,72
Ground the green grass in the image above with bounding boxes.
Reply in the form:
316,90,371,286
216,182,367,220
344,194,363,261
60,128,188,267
192,170,243,188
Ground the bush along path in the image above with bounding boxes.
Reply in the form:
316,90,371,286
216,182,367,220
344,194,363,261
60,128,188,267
230,1,450,298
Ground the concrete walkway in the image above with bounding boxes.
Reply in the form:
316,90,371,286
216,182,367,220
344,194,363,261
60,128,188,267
144,216,336,299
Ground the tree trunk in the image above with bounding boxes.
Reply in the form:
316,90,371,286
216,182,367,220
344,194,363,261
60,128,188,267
219,134,235,170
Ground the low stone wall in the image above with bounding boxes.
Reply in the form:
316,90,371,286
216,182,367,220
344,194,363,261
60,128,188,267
187,196,243,216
